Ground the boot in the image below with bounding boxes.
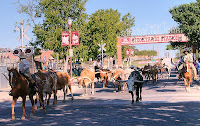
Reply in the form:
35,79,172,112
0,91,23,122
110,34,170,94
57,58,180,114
9,91,13,96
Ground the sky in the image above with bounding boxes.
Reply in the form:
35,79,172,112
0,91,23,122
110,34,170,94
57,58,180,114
0,0,197,58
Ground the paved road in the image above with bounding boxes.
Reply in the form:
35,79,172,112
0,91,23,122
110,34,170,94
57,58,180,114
1,69,200,125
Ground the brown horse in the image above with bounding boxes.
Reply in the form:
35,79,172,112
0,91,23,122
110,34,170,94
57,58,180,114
182,61,193,92
7,68,36,120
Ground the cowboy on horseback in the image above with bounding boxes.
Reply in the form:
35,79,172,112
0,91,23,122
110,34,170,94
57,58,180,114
18,52,38,93
178,50,197,80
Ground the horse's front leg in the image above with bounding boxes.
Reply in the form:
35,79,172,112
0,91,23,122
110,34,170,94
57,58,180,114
11,97,17,121
188,78,192,92
29,95,36,117
183,78,188,91
21,96,26,120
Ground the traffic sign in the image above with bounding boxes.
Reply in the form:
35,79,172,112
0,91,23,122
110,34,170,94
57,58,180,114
126,49,134,56
98,43,106,51
16,24,31,41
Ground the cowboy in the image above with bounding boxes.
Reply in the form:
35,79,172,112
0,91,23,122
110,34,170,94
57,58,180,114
18,52,38,92
178,50,197,80
47,57,56,71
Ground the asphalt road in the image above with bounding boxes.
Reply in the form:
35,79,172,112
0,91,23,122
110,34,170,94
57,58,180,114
1,69,200,126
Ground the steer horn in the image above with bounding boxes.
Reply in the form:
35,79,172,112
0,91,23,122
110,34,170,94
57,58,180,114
134,80,145,83
82,77,92,83
70,77,78,82
143,69,151,71
115,79,128,83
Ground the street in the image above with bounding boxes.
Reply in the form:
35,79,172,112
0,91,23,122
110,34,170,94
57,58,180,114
1,69,200,126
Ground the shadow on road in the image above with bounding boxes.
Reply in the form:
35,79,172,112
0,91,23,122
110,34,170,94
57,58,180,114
1,99,200,126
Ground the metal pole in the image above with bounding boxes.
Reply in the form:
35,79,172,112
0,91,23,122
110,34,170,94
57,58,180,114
69,25,72,78
101,40,104,68
20,20,24,48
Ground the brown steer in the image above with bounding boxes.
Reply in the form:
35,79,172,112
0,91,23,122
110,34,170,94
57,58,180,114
71,69,95,96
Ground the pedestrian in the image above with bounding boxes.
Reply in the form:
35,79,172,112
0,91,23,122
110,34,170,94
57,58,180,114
47,57,56,71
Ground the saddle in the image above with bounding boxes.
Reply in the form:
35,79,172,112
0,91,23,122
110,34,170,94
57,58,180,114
19,72,38,94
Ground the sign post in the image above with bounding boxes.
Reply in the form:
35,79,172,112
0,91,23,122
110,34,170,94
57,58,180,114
16,20,31,50
98,41,106,68
62,19,79,78
126,48,134,67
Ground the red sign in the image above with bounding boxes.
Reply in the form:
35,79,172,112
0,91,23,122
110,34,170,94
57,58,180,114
62,31,69,46
72,31,79,46
126,49,134,56
120,33,188,45
62,31,79,46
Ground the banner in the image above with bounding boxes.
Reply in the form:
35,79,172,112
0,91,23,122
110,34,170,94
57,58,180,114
62,31,79,46
121,33,188,45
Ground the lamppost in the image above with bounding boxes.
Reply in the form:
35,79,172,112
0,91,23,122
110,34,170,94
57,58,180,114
68,17,73,78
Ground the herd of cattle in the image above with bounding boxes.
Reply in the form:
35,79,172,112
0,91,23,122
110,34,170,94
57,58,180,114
6,62,171,120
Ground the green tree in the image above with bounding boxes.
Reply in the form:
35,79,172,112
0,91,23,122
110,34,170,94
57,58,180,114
86,9,135,59
16,0,88,60
137,50,157,58
169,1,200,48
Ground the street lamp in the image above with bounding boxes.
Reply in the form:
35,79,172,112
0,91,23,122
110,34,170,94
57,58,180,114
68,17,73,78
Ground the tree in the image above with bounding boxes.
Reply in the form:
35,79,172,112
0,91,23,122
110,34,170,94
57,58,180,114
16,0,88,60
86,9,135,59
137,50,157,59
169,1,200,49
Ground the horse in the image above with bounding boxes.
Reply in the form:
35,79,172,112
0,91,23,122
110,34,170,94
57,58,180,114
156,62,171,79
181,61,193,92
7,68,36,120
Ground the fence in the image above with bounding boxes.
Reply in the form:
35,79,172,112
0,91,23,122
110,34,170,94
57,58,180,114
0,66,9,89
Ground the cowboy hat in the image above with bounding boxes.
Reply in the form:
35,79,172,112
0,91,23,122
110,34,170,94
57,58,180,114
183,50,189,53
19,52,28,59
49,57,54,60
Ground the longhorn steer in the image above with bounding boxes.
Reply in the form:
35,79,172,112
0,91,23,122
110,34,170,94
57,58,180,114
97,69,110,88
56,72,74,103
111,68,134,92
150,65,159,83
71,69,95,96
116,70,144,104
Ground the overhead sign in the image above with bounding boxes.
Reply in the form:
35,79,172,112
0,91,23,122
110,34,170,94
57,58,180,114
120,33,188,45
98,43,106,51
62,31,79,46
